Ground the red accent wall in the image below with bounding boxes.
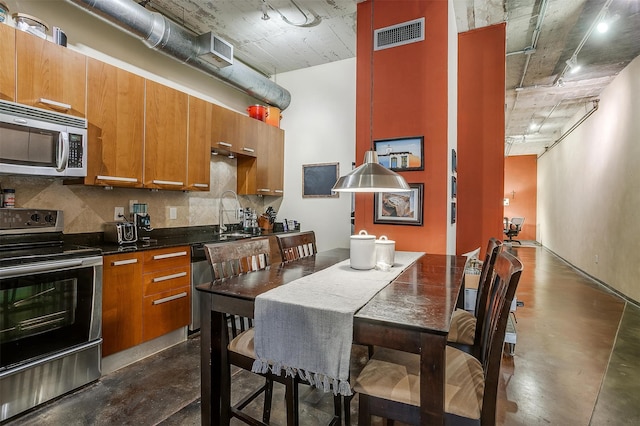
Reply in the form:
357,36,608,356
504,155,537,241
456,24,506,257
354,0,449,253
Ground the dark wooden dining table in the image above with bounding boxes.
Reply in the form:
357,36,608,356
196,248,466,425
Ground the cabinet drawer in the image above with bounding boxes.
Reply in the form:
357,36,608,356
142,286,190,342
143,246,190,271
143,266,190,296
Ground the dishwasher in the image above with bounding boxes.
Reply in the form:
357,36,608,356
189,243,212,333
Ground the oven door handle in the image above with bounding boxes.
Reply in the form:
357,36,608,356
0,258,97,279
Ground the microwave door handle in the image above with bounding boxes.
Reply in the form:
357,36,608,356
56,132,69,172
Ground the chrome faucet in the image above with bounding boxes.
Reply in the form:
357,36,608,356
219,190,241,234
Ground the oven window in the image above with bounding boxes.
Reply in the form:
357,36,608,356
0,267,96,370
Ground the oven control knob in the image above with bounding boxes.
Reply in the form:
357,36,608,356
30,213,41,222
45,214,55,223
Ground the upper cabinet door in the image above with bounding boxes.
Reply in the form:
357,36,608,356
15,31,86,117
211,104,258,157
144,80,188,190
187,96,212,191
86,58,144,188
0,25,15,102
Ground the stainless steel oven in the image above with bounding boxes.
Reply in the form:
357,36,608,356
0,208,102,422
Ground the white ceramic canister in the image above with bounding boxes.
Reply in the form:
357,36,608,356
375,235,396,270
350,230,376,270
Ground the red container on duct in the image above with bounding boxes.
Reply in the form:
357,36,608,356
247,105,267,121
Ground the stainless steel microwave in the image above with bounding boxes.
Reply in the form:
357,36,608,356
0,100,88,177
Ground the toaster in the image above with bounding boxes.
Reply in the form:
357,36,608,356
104,222,138,244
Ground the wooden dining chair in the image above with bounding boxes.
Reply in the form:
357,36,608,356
204,238,276,425
447,237,503,356
353,250,523,425
205,237,344,426
276,231,317,262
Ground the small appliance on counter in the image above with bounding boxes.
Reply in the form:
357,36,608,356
241,207,261,235
104,221,137,245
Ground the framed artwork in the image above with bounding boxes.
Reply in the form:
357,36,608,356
451,202,457,224
451,176,457,199
374,183,424,226
302,163,339,198
451,149,457,173
374,136,424,171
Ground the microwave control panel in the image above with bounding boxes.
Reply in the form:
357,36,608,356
68,134,84,168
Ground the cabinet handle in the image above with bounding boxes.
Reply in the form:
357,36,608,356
218,142,232,148
111,258,139,266
38,98,71,111
241,147,255,153
193,183,209,188
97,175,139,183
152,271,188,283
152,251,188,260
258,188,270,192
275,190,284,193
152,291,188,305
152,180,184,186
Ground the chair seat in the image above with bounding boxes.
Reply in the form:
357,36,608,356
228,328,257,359
353,346,485,420
447,308,476,345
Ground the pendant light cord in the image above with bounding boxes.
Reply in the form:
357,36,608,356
370,0,375,151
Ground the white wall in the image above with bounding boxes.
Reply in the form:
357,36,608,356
538,55,640,303
275,59,356,252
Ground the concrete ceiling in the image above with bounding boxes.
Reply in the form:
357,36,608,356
145,0,640,157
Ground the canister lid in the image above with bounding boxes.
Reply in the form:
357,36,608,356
351,230,375,240
375,235,395,244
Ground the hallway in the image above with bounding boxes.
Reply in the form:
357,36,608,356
6,246,640,425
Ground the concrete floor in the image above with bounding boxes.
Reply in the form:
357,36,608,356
5,246,640,425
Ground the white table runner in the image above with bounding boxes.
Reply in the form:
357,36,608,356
251,251,424,395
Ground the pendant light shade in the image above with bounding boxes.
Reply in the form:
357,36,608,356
332,151,411,192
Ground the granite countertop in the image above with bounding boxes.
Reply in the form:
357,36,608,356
64,225,295,256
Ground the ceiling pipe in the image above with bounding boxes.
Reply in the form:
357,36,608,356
65,0,291,110
538,99,599,158
517,0,550,88
554,0,614,85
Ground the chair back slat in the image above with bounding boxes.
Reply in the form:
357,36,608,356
205,238,271,280
472,238,503,344
277,231,317,262
204,238,272,339
479,251,523,425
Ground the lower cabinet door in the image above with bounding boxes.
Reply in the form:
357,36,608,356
142,286,191,342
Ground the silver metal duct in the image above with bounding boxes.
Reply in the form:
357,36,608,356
65,0,291,110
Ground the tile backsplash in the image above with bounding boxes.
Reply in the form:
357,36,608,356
0,156,282,234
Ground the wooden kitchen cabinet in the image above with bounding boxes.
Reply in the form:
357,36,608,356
15,30,86,117
186,96,212,191
211,103,258,157
102,252,144,357
102,246,190,356
141,246,191,342
0,25,15,102
237,124,285,196
86,59,144,188
144,80,188,190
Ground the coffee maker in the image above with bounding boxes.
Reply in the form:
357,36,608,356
132,203,152,234
242,207,260,235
